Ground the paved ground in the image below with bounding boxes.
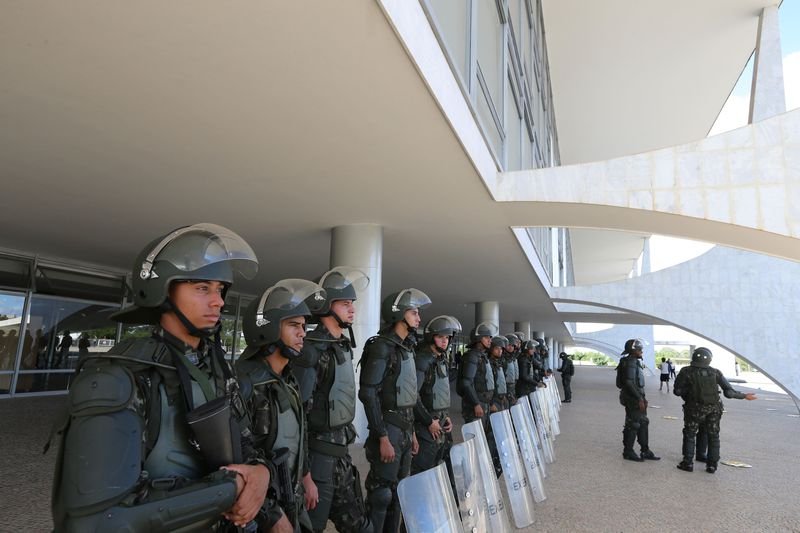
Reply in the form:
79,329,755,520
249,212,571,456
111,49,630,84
2,366,799,532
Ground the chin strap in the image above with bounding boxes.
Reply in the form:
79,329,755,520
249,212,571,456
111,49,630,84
322,310,358,348
264,340,302,360
163,299,221,339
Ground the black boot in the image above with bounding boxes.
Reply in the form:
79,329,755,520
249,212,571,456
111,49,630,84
706,462,717,474
623,449,644,462
641,449,661,460
677,461,694,472
622,428,642,461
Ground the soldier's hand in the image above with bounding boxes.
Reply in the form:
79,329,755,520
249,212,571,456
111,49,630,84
303,472,319,510
638,399,647,412
428,418,442,439
490,404,498,413
474,404,485,418
744,393,757,400
411,432,419,456
270,514,294,533
379,435,396,463
223,463,269,526
442,417,453,433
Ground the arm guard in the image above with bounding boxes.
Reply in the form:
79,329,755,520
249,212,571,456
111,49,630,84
458,352,481,406
622,360,643,400
673,367,690,399
358,341,390,436
293,342,321,406
718,369,747,399
413,352,435,427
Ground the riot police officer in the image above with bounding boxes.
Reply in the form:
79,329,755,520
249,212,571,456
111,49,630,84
411,315,461,475
618,338,660,462
51,223,269,531
502,333,520,406
237,279,325,532
558,352,575,403
457,322,497,428
516,340,540,398
673,347,756,473
359,289,431,533
489,336,510,412
532,338,548,384
291,268,372,533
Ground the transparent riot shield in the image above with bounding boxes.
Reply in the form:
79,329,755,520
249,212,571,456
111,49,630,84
530,391,555,463
518,395,547,479
510,403,546,503
543,376,561,433
461,420,512,533
398,462,462,533
539,385,560,439
490,411,535,528
450,433,488,533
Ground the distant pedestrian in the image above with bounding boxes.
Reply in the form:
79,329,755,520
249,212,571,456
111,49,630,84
659,357,670,392
735,361,740,376
668,358,676,379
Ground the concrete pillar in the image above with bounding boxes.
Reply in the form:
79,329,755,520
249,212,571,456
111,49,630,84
514,321,531,341
532,331,544,342
475,301,500,332
546,337,556,370
749,5,786,123
330,224,383,441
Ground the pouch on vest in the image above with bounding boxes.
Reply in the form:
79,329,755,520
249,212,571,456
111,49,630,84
186,395,243,469
692,369,719,404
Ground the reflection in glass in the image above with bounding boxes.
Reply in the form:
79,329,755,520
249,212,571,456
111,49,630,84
0,373,12,394
0,292,26,371
15,297,119,394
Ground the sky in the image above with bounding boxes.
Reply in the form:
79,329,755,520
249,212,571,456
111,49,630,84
709,0,800,135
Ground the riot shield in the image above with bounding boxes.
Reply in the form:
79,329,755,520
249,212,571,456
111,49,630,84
398,463,462,533
518,396,547,479
450,433,488,533
461,420,512,533
530,391,555,463
540,384,560,439
510,403,546,502
490,411,535,528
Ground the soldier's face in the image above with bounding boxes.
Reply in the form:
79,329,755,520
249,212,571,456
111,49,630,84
505,344,515,353
480,336,492,349
433,334,449,352
404,308,421,329
491,346,503,358
169,280,225,330
331,299,355,325
280,316,306,353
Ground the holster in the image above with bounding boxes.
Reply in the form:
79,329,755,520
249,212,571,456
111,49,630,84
186,396,242,469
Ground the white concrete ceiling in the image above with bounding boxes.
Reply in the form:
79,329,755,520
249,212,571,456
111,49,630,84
0,1,771,343
541,0,768,165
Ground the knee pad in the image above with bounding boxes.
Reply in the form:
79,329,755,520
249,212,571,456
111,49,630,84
368,485,393,509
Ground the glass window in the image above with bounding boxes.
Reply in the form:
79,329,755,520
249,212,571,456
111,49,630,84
0,373,12,395
426,0,470,84
477,0,503,110
15,296,119,394
0,292,26,371
0,255,32,290
476,83,503,158
505,71,522,171
35,265,124,303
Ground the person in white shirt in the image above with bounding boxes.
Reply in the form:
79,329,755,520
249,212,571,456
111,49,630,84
659,357,671,392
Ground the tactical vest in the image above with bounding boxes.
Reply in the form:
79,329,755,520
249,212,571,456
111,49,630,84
262,378,304,479
395,349,418,408
494,363,507,395
431,359,451,410
143,382,207,480
692,368,720,405
506,358,519,382
308,342,356,432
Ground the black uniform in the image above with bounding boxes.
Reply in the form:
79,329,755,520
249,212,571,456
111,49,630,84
51,329,263,532
673,365,748,470
457,345,494,427
559,357,575,402
238,354,312,532
292,325,370,533
619,355,656,459
516,352,539,398
358,332,418,533
411,345,451,475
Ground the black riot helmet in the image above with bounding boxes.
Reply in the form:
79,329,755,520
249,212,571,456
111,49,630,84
423,315,462,344
523,340,536,353
243,279,325,359
621,338,644,355
470,321,498,344
111,223,259,337
691,347,713,368
505,333,520,346
513,331,526,343
314,267,369,347
381,288,432,327
491,336,509,349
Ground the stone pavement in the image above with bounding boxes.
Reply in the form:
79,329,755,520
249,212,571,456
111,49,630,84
2,365,799,532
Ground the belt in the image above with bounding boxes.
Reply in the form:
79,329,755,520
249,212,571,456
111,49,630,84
383,411,413,431
308,439,348,458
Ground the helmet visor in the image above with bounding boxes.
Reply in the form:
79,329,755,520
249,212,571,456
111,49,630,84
395,288,432,310
474,321,499,337
425,315,463,336
319,267,370,292
145,223,258,280
257,279,327,320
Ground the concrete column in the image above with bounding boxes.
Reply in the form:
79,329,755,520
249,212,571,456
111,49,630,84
475,301,500,332
330,224,383,441
546,337,556,370
749,5,786,123
514,321,531,341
